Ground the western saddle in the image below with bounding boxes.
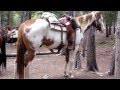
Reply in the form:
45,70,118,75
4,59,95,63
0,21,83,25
46,15,80,50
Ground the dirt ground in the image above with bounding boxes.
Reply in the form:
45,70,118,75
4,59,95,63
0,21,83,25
0,34,115,79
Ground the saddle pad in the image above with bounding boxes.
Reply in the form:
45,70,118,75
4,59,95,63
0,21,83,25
50,24,67,32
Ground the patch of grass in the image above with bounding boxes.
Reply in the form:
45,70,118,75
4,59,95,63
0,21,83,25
96,39,115,47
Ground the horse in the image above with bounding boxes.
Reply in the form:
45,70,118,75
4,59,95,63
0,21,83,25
0,25,18,75
14,12,84,79
76,11,105,57
59,11,105,56
6,26,18,45
15,12,104,79
0,29,6,75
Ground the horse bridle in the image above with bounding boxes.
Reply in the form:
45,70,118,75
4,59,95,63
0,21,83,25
94,14,102,31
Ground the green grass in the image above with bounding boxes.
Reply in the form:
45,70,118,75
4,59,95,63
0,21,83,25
95,39,115,47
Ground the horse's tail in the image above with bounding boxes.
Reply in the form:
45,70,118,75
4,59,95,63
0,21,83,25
0,34,6,69
16,25,26,79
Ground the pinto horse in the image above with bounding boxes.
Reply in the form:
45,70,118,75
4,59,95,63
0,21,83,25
15,12,84,79
75,11,105,57
0,30,6,75
15,12,104,79
60,11,105,55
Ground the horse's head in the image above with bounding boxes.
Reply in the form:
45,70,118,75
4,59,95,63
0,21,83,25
41,12,58,23
93,11,105,33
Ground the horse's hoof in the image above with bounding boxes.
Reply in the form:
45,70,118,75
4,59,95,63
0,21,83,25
64,73,74,79
69,74,74,79
64,75,70,79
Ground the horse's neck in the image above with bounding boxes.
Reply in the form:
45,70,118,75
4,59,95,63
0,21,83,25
76,13,96,33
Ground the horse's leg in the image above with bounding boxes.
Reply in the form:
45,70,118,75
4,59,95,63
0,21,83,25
60,46,66,55
0,64,6,75
49,49,54,53
82,32,87,57
65,45,79,78
24,49,35,79
14,62,17,79
24,61,31,79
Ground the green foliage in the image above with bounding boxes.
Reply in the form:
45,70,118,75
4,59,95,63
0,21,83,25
104,11,118,22
96,38,115,47
49,11,64,18
31,11,43,19
0,11,118,28
12,11,20,27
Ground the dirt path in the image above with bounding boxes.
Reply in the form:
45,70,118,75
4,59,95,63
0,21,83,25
0,40,115,79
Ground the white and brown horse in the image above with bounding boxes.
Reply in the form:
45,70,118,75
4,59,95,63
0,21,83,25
60,11,105,56
76,11,105,57
15,12,105,79
15,12,84,79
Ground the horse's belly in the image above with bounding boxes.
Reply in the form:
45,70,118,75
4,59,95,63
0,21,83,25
44,39,62,49
29,35,43,49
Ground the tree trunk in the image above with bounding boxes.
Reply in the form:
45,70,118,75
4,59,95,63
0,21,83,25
86,26,99,72
109,46,115,75
81,11,91,56
0,12,4,28
0,15,1,28
7,11,11,25
82,30,88,57
115,11,120,78
113,21,116,34
20,11,25,23
20,11,31,24
75,51,82,69
106,21,109,37
109,22,112,35
25,11,31,20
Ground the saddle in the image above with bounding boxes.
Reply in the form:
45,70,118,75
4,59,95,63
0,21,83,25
50,21,67,32
47,18,79,50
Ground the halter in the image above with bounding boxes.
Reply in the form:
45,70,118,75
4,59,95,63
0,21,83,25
94,13,102,31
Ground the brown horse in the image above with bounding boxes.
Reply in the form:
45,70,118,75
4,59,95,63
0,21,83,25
0,25,17,75
0,30,6,75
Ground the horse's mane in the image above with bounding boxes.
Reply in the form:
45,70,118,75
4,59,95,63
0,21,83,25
76,11,102,32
